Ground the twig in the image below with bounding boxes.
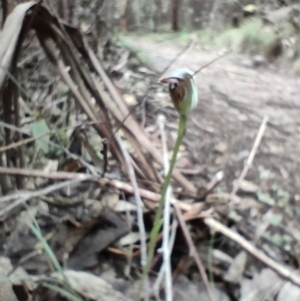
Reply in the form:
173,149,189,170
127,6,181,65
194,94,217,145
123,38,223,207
115,133,149,301
230,116,269,199
157,114,173,301
207,171,224,191
107,207,207,260
174,203,215,301
204,217,300,287
0,176,93,219
0,167,193,211
153,219,178,301
0,134,47,153
197,170,224,200
193,50,231,76
154,186,201,299
0,120,104,176
0,167,92,181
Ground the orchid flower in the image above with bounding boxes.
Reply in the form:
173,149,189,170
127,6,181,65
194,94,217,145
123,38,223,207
160,68,198,116
140,68,198,301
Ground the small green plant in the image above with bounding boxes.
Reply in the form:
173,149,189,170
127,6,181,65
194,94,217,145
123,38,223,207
198,28,216,46
258,165,272,180
138,68,198,300
28,218,83,301
167,29,194,45
271,184,290,208
271,233,283,246
215,18,277,55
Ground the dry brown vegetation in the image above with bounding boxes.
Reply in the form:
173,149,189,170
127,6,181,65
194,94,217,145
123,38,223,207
1,1,300,301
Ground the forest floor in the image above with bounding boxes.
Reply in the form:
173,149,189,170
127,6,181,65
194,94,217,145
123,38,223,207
126,34,300,196
109,34,300,300
2,15,300,299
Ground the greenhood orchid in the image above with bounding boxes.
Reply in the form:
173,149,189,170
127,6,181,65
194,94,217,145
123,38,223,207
160,68,198,116
140,68,199,301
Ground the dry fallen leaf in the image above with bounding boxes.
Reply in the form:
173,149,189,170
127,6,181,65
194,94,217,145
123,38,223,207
214,142,228,153
234,180,259,193
224,251,247,284
117,232,145,247
240,268,282,301
114,200,138,212
55,270,133,301
0,257,35,300
277,281,300,301
173,275,230,301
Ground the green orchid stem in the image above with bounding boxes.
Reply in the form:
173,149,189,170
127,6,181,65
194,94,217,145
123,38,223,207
138,114,187,301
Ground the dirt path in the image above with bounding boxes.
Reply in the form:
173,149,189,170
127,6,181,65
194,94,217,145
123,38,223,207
128,36,300,195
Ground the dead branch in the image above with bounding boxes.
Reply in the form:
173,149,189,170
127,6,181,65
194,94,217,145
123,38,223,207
115,133,149,298
0,167,193,211
0,175,94,219
204,217,300,287
230,116,269,200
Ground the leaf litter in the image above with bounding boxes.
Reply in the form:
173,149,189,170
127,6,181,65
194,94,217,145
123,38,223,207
0,2,300,301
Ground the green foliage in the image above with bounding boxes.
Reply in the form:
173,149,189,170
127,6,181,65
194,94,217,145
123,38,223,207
257,182,290,209
30,120,50,154
160,29,194,45
198,28,216,46
215,18,277,55
258,165,272,180
132,18,278,57
257,192,275,206
269,213,283,226
271,233,283,246
120,30,194,47
28,218,83,301
271,184,290,208
54,128,69,147
120,19,279,59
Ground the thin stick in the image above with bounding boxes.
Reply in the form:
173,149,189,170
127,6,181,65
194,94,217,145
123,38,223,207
204,217,300,287
158,114,173,301
115,133,149,301
174,203,215,301
0,167,193,211
0,134,47,153
193,50,231,76
0,120,103,176
230,116,269,199
0,176,93,218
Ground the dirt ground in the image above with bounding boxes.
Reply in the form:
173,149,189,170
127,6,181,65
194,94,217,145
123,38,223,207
126,35,300,198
